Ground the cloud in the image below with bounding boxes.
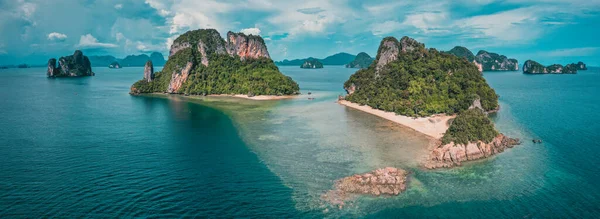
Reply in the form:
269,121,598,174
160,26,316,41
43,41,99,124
543,47,600,57
47,32,67,41
114,4,123,10
297,7,325,14
77,34,117,48
371,20,403,36
240,27,261,35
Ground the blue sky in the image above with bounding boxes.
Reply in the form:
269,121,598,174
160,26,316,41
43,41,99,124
1,0,600,66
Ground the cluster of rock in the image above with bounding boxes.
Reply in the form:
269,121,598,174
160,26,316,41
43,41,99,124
424,134,520,169
109,61,121,69
445,46,519,72
374,36,424,73
345,52,374,69
300,58,324,69
322,167,408,207
523,60,587,74
47,50,94,77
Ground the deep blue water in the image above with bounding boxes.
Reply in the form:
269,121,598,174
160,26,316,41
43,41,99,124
1,66,599,218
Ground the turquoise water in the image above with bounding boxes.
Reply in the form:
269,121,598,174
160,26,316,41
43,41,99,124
0,66,599,217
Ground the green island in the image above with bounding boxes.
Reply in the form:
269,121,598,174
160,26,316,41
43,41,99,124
130,29,299,96
445,46,519,71
46,50,94,77
523,60,586,74
345,52,374,69
300,58,324,69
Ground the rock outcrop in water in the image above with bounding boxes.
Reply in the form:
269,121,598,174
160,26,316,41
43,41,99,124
109,61,121,69
476,50,519,71
322,167,408,207
523,60,578,74
345,52,374,69
130,29,299,96
144,60,154,82
300,58,323,69
46,50,94,77
424,134,520,169
445,46,483,72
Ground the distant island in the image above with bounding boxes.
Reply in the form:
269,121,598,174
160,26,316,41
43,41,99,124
17,64,30,68
340,36,519,169
88,52,166,67
130,29,299,98
445,46,519,71
345,52,374,69
523,60,587,74
276,52,356,66
300,58,323,69
109,61,121,69
47,50,94,77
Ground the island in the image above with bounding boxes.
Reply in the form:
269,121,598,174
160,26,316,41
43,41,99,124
445,46,519,72
47,50,94,77
88,52,166,67
572,61,587,70
129,29,300,98
300,58,323,69
340,36,519,168
523,60,579,74
345,52,374,69
275,52,356,66
109,61,121,69
17,64,30,68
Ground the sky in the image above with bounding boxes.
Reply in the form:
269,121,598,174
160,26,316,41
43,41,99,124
1,0,600,66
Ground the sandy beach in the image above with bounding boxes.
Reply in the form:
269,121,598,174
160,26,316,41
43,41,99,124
338,100,454,139
208,94,299,100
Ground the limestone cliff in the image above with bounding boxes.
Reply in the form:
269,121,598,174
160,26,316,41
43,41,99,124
445,46,483,72
476,50,519,71
523,60,577,74
143,60,154,82
130,29,299,96
46,50,94,77
300,58,323,69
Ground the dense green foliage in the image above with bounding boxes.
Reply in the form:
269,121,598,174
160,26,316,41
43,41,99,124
276,52,356,66
346,52,374,69
109,61,121,68
442,108,499,145
445,46,476,62
344,39,498,117
476,50,518,71
524,60,578,74
49,50,93,77
131,29,299,96
301,58,324,69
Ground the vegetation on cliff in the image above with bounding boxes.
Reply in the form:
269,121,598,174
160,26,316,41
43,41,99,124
345,52,374,69
523,60,578,74
441,108,498,145
131,29,299,96
47,50,94,77
301,58,324,69
276,52,356,66
343,37,498,117
476,50,519,71
445,46,477,62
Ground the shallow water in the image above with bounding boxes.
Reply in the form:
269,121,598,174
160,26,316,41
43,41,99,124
0,66,599,217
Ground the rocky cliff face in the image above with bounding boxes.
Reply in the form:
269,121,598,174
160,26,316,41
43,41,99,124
169,42,191,58
375,37,400,72
424,134,520,169
226,31,270,60
476,50,519,71
144,60,154,82
47,50,94,77
523,60,577,74
167,61,194,93
322,167,408,208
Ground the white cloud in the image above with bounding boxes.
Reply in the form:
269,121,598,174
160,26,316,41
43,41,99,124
47,32,67,41
371,20,403,36
402,12,449,34
240,27,261,35
77,34,117,48
114,4,123,10
544,47,600,57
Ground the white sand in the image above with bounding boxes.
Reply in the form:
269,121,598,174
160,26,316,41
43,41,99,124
338,100,455,139
207,94,299,100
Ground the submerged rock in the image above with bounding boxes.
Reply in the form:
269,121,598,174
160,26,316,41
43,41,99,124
424,134,520,169
322,167,408,208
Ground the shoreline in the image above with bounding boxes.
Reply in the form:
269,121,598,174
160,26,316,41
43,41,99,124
207,94,299,100
337,100,454,139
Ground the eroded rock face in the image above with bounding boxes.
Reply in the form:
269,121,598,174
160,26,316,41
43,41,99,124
144,60,154,82
476,50,519,71
399,36,424,53
47,58,57,77
169,42,191,58
424,134,520,169
344,83,356,95
226,32,270,60
167,61,194,93
322,167,408,208
523,60,577,74
375,38,400,72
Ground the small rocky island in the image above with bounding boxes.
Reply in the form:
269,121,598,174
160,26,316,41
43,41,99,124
47,50,94,77
446,46,519,72
300,58,323,69
345,52,374,69
523,60,585,74
109,61,121,69
130,29,299,96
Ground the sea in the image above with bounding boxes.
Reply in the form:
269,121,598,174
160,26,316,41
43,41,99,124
0,66,599,218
